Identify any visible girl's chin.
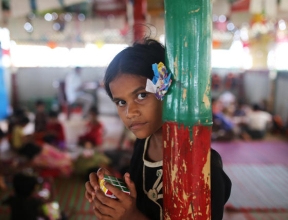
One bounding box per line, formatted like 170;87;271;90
132;131;151;140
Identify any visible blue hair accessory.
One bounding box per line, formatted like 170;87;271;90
145;62;172;100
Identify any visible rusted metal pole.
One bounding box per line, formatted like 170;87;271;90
133;0;147;41
163;0;212;219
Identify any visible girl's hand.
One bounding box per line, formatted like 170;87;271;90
85;168;107;203
91;172;149;220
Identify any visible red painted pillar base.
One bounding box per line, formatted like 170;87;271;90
163;122;211;219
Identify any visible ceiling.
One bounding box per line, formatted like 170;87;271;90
1;0;287;47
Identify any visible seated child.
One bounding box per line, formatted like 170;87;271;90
43;110;66;150
1;172;44;220
2;172;68;220
34;99;47;133
19;142;73;177
11;115;31;150
78;106;105;148
74;107;113;179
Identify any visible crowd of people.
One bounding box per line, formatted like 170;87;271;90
212;92;288;142
0;99;125;220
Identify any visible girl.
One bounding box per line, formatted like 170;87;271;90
85;38;231;220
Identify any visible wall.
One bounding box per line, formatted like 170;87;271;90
15;67;105;100
243;70;271;105
274;71;288;123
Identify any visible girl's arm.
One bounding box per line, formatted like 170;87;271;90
85;172;149;220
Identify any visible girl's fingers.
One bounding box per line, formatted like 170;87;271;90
93;190;115;217
124;173;137;198
93;206;112;220
85;181;94;194
102;181;125;201
96;167;111;180
85;181;95;202
85;191;92;203
89;172;99;190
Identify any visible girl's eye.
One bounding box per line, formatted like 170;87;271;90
137;93;147;100
117;100;126;107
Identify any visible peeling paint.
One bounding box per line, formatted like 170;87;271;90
164;213;171;220
166;124;170;141
195;127;199;136
182;160;187;173
173;56;178;79
163;123;211;219
202;84;211;109
188;8;200;13
202;150;211;188
183;190;190;201
188;202;193;214
171;164;178;185
182;88;187;100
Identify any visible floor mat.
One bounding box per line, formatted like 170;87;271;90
212;140;288;165
224;164;288;211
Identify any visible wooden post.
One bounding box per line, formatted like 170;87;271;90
163;0;212;219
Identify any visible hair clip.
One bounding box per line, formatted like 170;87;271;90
145;62;172;100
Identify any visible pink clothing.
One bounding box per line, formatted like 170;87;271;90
32;144;72;176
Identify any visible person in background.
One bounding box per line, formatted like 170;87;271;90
11;115;31;150
7;107;27;144
65;66;94;118
78;106;105;148
1;172;44;220
43;110;66;150
1;172;70;220
34;99;47;133
75;106;111;181
211;98;235;141
244;103;272;139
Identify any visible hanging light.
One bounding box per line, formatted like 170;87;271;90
24;22;33;33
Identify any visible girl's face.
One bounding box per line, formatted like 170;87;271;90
109;73;163;139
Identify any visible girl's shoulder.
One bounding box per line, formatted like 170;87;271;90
211;149;223;168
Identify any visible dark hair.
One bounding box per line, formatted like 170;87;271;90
35;99;44;107
252;103;261;111
13;173;38;198
0;128;6;139
89;106;99;115
48;110;59;118
18;115;30;126
18;143;42;160
104;38;165;99
13;107;26;117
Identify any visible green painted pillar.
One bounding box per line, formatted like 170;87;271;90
163;0;212;219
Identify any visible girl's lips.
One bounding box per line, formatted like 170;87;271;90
129;122;147;130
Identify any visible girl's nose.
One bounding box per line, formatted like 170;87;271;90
125;103;140;119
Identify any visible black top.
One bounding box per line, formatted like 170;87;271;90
129;138;231;220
